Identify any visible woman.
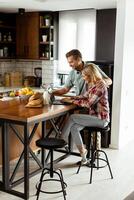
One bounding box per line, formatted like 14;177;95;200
61;63;110;164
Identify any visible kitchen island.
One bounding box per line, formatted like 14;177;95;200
0;97;75;199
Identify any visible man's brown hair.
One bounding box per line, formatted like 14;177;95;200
66;49;82;60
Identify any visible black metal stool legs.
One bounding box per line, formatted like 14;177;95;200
36;168;48;200
55;169;67;200
76;127;113;184
97;149;113;179
36;168;67;200
50;149;54;178
89;140;96;184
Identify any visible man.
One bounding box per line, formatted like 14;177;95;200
52;49;112;96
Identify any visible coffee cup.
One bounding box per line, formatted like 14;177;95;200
42;35;47;42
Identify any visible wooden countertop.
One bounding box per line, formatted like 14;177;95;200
0;97;76;123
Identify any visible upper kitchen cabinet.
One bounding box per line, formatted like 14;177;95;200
0;13;16;59
39;12;58;60
95;9;116;62
16;12;39;59
16;11;58;60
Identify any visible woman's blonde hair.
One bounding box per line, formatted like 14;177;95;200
82;63;103;84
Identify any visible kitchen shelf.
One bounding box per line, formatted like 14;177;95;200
39;12;57;60
40;25;54;29
0;25;15;29
0;13;16;58
40;41;50;44
0;41;15;44
39;57;49;60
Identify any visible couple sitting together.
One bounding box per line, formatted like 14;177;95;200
52;49;111;164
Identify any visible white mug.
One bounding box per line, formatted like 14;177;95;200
42;35;47;42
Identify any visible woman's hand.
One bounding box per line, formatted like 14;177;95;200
70;96;81;100
60;97;74;104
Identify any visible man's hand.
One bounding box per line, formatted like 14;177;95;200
52;87;70;96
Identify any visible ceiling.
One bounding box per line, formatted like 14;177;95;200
0;0;117;13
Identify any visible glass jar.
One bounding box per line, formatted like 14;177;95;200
4;73;10;87
3;47;8;57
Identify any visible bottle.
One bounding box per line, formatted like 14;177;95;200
42;52;45;57
3;34;7;42
24;77;29;87
0;49;3;57
43;90;51;105
3;47;8;57
5;73;10;87
0;32;2;42
7;32;12;42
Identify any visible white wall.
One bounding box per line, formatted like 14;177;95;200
111;0;134;148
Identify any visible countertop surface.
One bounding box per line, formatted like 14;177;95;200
0;97;76;123
0;86;44;93
0;86;76;96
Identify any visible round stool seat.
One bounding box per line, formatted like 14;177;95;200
36;138;67;149
87;125;110;132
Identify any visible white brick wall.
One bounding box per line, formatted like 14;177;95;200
42;60;59;86
0;59;58;87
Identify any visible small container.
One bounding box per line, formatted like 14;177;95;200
3;47;8;57
24;78;29;87
43;90;51;105
45;18;50;26
7;32;12;42
0;32;2;42
3;35;7;42
4;73;10;87
45;52;49;58
0;49;3;57
42;35;47;42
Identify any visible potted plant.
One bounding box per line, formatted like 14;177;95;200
43;15;52;26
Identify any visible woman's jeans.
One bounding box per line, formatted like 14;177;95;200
62;114;109;147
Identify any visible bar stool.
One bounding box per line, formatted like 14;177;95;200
77;125;113;184
36;137;67;200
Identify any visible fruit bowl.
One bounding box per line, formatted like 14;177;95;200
19;94;32;101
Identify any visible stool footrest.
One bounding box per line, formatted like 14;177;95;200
36;179;67;194
36;168;67;200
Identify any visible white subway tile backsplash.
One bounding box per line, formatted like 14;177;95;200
0;59;59;86
43;70;53;75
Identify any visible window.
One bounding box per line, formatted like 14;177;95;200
58;9;96;72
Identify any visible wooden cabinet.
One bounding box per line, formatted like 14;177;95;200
0;13;16;59
16;11;58;60
16;12;39;59
95;9;116;61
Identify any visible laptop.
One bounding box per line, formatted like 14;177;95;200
51;96;72;105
